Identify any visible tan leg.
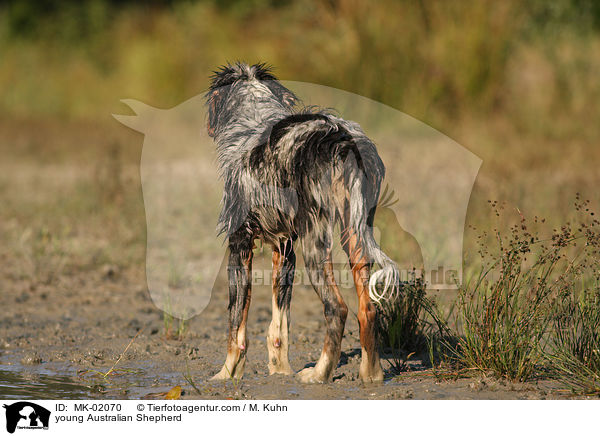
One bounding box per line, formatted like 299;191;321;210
344;229;384;383
267;241;295;375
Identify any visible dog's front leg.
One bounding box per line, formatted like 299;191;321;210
212;233;254;380
267;240;295;375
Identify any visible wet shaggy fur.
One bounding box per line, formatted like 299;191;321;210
206;62;400;383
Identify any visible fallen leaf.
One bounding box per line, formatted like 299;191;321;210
165;385;182;400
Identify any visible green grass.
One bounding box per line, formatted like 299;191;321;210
375;272;449;373
163;295;188;340
455;200;599;386
454;259;554;381
548;287;600;394
376;198;600;388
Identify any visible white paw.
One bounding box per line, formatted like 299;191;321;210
297;367;327;384
210;364;243;381
210;368;232;380
359;366;384;383
269;364;294;376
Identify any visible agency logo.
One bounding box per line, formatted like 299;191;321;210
2;402;50;434
114;80;481;319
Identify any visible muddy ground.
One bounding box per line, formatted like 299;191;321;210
0;255;569;400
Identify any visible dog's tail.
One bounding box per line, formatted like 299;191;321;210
366;244;401;303
343;137;400;303
351;202;401;303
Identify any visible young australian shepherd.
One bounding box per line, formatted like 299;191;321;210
206;62;399;383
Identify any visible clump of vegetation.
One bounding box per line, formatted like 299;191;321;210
450;197;600;383
455;255;555;381
456;207;555;380
366;193;600;391
161;293;188;340
543;195;600;393
163;312;187;340
375;272;447;373
549;288;600;394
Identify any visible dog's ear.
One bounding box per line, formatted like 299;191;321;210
207;88;223;137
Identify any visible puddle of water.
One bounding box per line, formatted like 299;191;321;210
0;364;95;400
0;357;186;400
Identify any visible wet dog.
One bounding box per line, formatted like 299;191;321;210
206;62;399;383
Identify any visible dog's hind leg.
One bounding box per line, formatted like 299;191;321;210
267;239;295;375
298;231;348;383
212;230;254;380
343;227;384;383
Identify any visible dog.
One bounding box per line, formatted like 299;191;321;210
206;62;400;383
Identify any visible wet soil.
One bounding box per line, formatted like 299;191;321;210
0;259;569;400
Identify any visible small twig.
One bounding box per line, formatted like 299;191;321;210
104;328;144;379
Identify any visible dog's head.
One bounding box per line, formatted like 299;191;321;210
206;62;298;137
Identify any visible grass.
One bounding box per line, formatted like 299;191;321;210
375;196;600;391
454;259;554;381
374;272;450;373
183;361;204;396
163;311;187;340
548;287;600;394
163;295;188;340
421;198;600;388
454;207;558;381
77;329;145;395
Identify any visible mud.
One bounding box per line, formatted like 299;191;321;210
0;258;567;400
